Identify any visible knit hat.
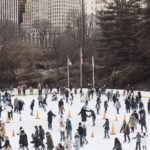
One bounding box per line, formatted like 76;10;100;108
137;132;140;135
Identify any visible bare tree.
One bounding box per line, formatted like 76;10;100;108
32;19;52;48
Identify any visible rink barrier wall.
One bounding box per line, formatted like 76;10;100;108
3;88;150;99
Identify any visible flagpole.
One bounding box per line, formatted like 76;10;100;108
67;58;70;88
92;56;95;88
80;47;82;88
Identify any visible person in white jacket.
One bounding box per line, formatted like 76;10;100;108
64;136;74;150
59;121;65;142
142;133;148;150
7;103;13;120
115;99;121;114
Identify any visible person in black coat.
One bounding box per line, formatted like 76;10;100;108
31;134;45;150
77;123;84;147
19;130;29;150
0;104;3;118
103;118;110;138
147;99;150;114
2;136;11;149
22;85;26;96
139;108;146;119
113;94;117;105
0;135;3;149
78;107;89;122
39;126;45;142
139;101;144;110
131;100;137;111
30;100;35;115
58;99;64;115
18;100;23;114
89;110;96;126
82;125;88;144
125;99;131;113
65;90;69;103
133;111;139;121
113;138;122;150
139;115;147;133
47;110;56;129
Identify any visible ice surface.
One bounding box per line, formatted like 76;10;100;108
2;89;150;150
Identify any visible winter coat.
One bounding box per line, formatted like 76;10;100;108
19;133;28;147
39;128;45;140
78;109;88;122
0;136;3;149
3;140;11;150
95;103;100;109
65;138;74;150
47;111;55;123
65;91;69;97
116;101;121;109
139;109;146;119
30;101;34;110
59;126;65;132
113;95;117;103
58;100;64;108
131;101;137;109
38;95;43;102
18;101;23;111
133;135;144;143
31;136;43;148
0;124;6;136
46;133;54;149
82;127;87;136
141;136;147;146
125;99;130;109
42;98;47;105
75;136;80;150
90;110;96;120
113;141;122;150
104;101;108;109
120;123;130;134
139;102;144;109
129;115;137;128
103;121;109;130
7;105;12;113
45;88;49;95
77;126;83;136
66;119;72;131
133;112;139;121
139;116;146;126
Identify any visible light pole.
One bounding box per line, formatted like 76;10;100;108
80;0;85;88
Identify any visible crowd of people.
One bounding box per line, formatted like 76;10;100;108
0;83;149;150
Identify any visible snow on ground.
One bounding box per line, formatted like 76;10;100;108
2;89;150;150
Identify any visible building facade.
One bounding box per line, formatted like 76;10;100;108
0;0;26;24
21;0;81;33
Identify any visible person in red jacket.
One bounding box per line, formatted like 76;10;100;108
17;86;22;96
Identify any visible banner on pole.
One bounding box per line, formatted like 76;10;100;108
68;58;72;66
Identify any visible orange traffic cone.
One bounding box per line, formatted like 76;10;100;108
124;114;126;121
111;124;116;135
12;130;15;137
91;131;94;138
6;117;10;123
103;112;106;119
19;116;22;121
115;116;117;121
36;111;39;119
68;109;71;118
